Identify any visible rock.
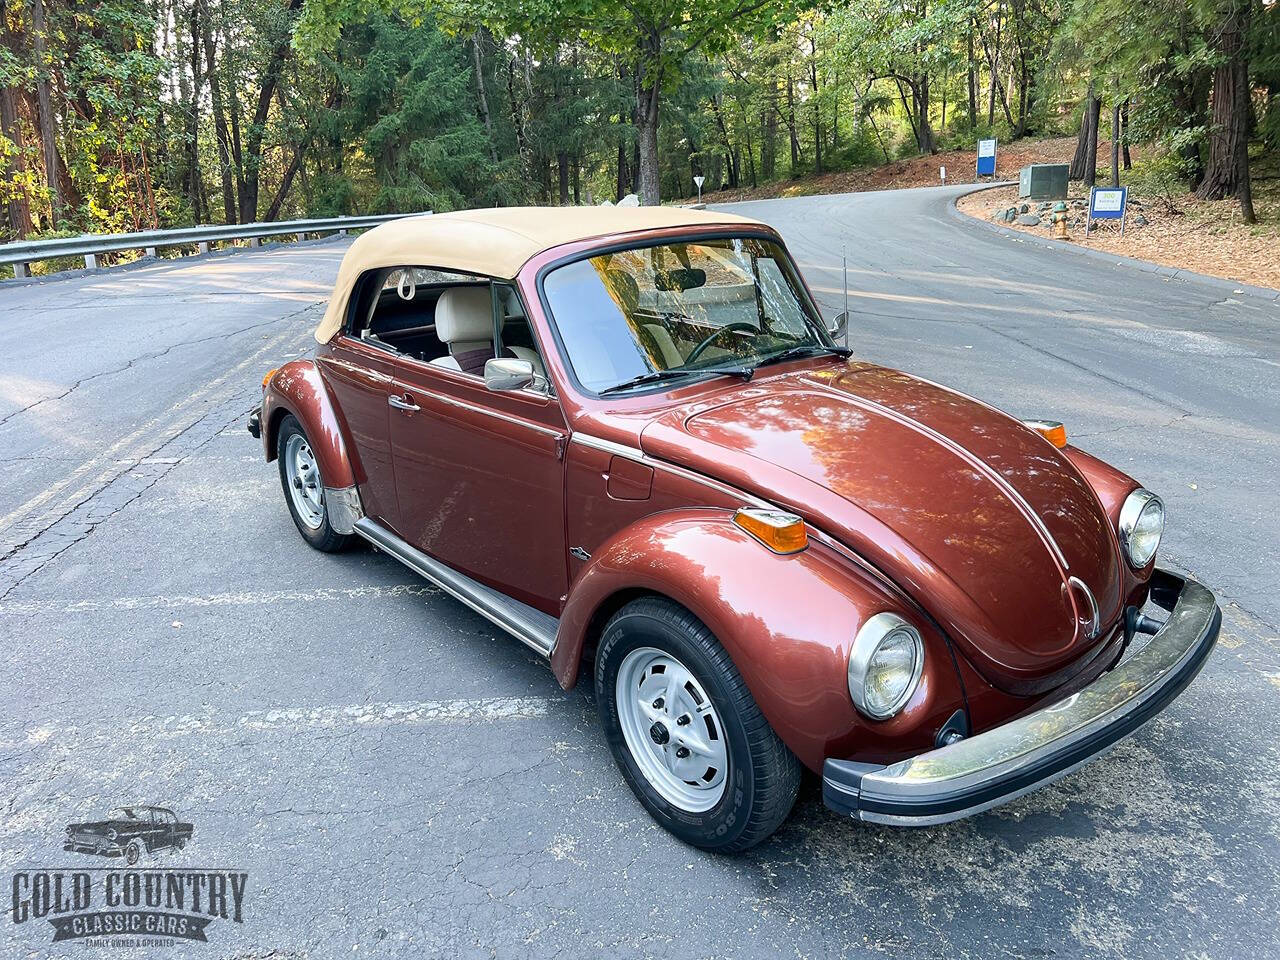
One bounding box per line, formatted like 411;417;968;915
1133;214;1149;227
617;193;640;207
1004;207;1018;222
1017;213;1041;226
1019;203;1030;214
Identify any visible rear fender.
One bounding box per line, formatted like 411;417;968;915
551;508;967;771
262;360;361;532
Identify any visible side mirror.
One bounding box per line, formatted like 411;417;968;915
827;311;849;344
484;357;536;392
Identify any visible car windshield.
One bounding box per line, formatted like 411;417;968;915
111;807;143;820
541;236;829;394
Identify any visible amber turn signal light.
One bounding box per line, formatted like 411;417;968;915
262;367;278;389
1022;419;1067;448
733;508;808;554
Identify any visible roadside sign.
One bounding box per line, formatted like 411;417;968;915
693;174;705;203
1085;186;1128;237
976;139;997;178
940;165;947;184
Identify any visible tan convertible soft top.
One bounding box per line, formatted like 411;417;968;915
313;205;764;342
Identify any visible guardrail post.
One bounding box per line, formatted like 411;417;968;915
13;262;28;279
248;237;260;247
84;253;97;269
145;246;157;258
296;232;307;243
197;241;209;254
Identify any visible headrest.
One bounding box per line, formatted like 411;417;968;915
435;286;493;344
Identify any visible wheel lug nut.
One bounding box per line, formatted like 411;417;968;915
677;715;690;725
652;697;664;709
675;747;690;759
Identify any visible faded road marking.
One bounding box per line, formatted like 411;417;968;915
0;323;307;555
9;696;556;750
0;583;439;617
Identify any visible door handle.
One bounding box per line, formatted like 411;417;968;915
388;394;420;412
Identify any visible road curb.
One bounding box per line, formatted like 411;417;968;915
947;183;1280;304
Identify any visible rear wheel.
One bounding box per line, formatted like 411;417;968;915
276;414;352;552
595;597;801;853
124;839;145;866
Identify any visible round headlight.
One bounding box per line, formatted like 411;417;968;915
848;613;924;720
1119;488;1164;568
106;828;117;840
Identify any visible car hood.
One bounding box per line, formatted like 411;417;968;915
639;362;1124;693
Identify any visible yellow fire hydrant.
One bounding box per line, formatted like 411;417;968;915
1052;201;1070;240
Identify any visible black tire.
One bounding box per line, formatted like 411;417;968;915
276;414;352;552
595;596;801;853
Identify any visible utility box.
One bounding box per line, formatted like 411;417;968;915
1019;163;1069;199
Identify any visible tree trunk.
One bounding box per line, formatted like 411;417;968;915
557;151;570;205
616;136;628;202
199;0;237;223
186;0;205;222
786;74;800;174
809;33;822;174
1110;100;1121;187
471;31;498;164
1121;99;1132;170
967;23;978;129
1195;0;1256;223
1070;84;1100;184
30;0;61;227
635;31;663;206
240;0;303;222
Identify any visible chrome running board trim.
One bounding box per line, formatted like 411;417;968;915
353;517;557;658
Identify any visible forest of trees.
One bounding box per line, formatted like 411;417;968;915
0;0;1276;241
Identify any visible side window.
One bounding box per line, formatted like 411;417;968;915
349;267;492;368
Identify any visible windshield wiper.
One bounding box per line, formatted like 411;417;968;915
752;343;852;371
598;364;754;395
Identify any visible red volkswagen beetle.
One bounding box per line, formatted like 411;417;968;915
250;207;1220;851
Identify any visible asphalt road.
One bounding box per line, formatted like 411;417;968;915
1;186;1277;959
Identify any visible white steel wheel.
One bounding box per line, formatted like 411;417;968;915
284;432;325;530
614;646;728;812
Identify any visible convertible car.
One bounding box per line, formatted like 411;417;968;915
250;207;1219;852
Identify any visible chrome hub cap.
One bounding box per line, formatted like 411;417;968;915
284;434;324;529
616;646;728;812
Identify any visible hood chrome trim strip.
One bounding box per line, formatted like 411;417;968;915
822;392;1070;572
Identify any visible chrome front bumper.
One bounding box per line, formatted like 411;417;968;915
823;570;1221;826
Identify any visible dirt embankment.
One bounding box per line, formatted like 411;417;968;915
956;183;1280;292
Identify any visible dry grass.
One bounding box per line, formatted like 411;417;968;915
955;178;1280;291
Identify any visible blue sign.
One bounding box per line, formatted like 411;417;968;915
976;139;997;176
1089;186;1127;219
1086;186;1129;237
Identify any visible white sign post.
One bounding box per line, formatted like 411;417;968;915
940;165;947;184
693;175;705;204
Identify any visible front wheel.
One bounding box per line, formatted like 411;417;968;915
595;597;801;853
276;414;352;552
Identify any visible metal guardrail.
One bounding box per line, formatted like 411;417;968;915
0;211;432;278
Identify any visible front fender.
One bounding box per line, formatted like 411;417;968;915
552;508;967;771
262;360;363;533
262;360;356;489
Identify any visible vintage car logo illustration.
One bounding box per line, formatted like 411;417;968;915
10;806;246;946
64;805;193;866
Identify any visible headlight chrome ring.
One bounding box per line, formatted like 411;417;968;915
848;613;924;720
1119;488;1164;569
